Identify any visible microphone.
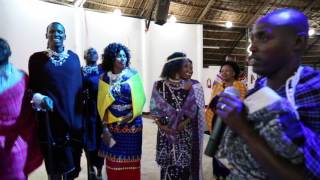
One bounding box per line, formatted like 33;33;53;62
205;86;240;157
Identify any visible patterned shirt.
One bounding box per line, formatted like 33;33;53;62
254;66;320;178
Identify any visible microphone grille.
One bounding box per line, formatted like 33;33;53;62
224;86;240;97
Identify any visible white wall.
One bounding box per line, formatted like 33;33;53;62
143;22;203;109
247;66;258;89
84;10;144;72
201;66;220;105
0;0;80;70
0;0;203;110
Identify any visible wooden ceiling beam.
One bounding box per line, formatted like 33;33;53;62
170;1;203;9
144;0;157;31
167;14;198;22
139;0;154;17
302;62;320;64
226;1;270;56
207;7;255;15
204;59;223;62
204;37;247;42
41;0;74;7
204;59;247;62
303;1;320;52
302;59;320;62
137;0;145;9
205;40;247;46
303;0;318;14
303;55;320;58
203;24;246;30
204;46;246;50
204;59;247;63
86;0;140;11
196;0;215;23
126;0;131;7
205;53;247;56
202;20;247;28
118;0;124;7
246;1;270;26
307;49;320;53
306;35;320;53
304;57;320;61
204;29;241;33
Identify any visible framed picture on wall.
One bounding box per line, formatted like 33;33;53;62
207;78;212;88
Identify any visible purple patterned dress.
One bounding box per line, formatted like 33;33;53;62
150;80;203;180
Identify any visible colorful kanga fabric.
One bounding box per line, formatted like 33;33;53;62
97;68;145;180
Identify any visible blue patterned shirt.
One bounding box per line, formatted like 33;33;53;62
254;66;320;178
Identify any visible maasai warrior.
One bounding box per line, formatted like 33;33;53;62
82;47;104;180
0;38;42;179
28;22;83;180
149;52;203;180
97;43;145;180
216;8;320;179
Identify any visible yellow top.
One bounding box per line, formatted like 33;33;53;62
205;80;247;132
97;73;146;124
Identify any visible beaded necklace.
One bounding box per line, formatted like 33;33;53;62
163;80;184;111
82;65;99;77
46;48;69;66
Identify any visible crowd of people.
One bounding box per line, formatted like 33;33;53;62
0;8;319;180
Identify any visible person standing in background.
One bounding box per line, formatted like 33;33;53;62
205;61;247;179
82;47;104;180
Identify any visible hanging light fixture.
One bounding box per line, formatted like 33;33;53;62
309;28;315;36
113;9;122;16
168;14;177;23
225;21;233;28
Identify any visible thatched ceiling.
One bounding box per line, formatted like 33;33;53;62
42;0;320;67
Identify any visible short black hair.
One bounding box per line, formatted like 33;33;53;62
160;52;187;79
0;38;11;58
46;22;65;33
220;61;241;79
101;43;131;72
84;47;97;59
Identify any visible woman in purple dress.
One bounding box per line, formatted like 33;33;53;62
150;52;204;180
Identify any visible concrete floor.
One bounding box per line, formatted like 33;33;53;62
29;119;214;180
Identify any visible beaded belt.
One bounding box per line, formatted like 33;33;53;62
110;104;132;111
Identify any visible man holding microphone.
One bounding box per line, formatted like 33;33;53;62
216;8;320;179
